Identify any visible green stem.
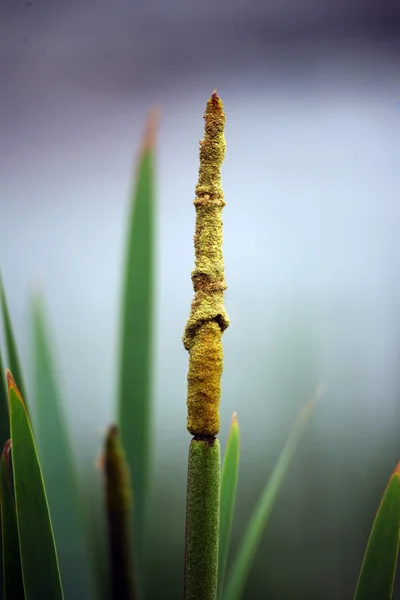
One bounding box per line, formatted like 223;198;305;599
184;437;220;600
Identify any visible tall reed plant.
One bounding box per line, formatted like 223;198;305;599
0;93;399;600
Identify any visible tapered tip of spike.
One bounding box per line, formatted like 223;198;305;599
231;412;238;425
108;424;118;437
105;425;119;446
207;90;224;113
96;426;120;472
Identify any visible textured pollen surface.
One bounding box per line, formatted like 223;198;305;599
183;91;230;437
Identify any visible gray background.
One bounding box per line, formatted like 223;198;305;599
1;1;400;598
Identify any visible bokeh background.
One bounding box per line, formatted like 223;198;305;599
1;1;400;598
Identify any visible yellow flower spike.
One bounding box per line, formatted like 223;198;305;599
183;91;230;437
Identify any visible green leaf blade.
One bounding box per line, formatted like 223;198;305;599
31;298;97;600
0;279;26;404
117;112;159;579
353;464;400;600
8;370;64;600
223;388;322;600
0;441;24;600
218;412;240;600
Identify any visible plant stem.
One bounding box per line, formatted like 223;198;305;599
104;425;136;600
184;438;221;600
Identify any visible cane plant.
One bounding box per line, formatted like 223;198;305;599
0;92;399;600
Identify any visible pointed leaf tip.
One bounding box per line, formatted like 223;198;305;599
377;460;400;509
9;369;64;600
392;461;400;477
300;381;326;419
141;107;161;153
315;381;327;398
1;282;28;403
6;369;16;392
6;370;24;405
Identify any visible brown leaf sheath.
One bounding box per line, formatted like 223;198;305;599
104;426;136;600
183;91;230;437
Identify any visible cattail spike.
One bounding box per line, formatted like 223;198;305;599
104;425;136;600
183;91;230;437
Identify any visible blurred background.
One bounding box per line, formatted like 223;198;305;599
1;0;400;598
